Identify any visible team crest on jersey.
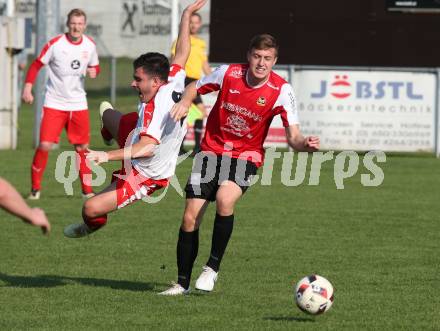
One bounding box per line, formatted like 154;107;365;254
256;96;266;106
81;51;89;59
71;60;81;69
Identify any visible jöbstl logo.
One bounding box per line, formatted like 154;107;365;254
311;74;423;100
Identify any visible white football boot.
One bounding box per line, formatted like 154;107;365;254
158;282;190;296
27;189;41;200
99;101;114;146
64;223;93;238
195;266;218;292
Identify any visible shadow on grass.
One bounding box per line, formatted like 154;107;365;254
0;272;166;292
264;316;315;323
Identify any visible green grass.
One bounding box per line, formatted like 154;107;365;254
1;88;440;330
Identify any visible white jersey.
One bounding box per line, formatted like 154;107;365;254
38;34;99;111
131;65;187;180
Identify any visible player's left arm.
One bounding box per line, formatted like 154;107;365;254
275;83;320;152
285;125;320;152
86;136;158;164
87;45;100;79
172;0;207;68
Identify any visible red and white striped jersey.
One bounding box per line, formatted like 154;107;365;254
197;64;299;167
37;34;99;111
131;65;187;180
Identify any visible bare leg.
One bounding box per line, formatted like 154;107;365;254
83;181;118;220
181;198;210;231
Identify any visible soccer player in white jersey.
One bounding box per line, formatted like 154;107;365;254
22;9;99;200
160;34;320;295
63;0;207;238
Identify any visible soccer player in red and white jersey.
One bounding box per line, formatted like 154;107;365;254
22;8;100;200
63;0;207;240
162;34;320;295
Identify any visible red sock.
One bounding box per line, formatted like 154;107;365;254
76;150;93;194
83;214;107;231
31;148;49;191
101;127;113;141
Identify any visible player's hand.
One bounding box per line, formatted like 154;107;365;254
86;149;109;165
304;136;320;151
87;67;97;79
184;0;207;14
22;83;34;104
171;101;191;122
29;208;51;235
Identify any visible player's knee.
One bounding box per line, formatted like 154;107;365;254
74;145;88;152
182;211;197;231
38;142;52;151
83;199;101;218
216;198;236;216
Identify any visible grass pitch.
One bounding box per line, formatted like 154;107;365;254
1;78;440;330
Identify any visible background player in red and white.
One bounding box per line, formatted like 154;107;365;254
22;8;100;200
63;0;207;239
162;34;320;295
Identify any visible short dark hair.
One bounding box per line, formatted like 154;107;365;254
67;8;87;24
248;34;279;57
133;52;170;82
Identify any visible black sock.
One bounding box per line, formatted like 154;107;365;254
194;119;203;152
206;213;234;272
177;228;199;289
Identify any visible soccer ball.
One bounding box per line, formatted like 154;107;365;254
294;275;334;315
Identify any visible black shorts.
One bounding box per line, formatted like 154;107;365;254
185;152;258;202
185;77;203;106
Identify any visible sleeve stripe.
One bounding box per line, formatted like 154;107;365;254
37;34;63;62
197;83;221;95
169;64;183;78
139;133;160;144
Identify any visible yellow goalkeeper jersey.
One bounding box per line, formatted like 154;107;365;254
171;35;207;80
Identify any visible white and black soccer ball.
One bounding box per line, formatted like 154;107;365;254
294;275;334;315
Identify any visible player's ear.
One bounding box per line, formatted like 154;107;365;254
152;76;162;88
246;50;252;62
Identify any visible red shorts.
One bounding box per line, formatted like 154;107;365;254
113;167;168;208
40;107;90;144
112;112;168;208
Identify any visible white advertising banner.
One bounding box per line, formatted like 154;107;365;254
293;70;437;152
59;0;211;58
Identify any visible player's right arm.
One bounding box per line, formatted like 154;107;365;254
172;0;207;68
22;36;58;104
21;59;44;104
